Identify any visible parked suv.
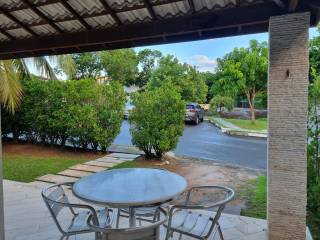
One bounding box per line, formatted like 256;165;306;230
185;103;204;125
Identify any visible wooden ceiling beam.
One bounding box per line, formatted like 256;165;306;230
59;0;91;30
6;0;184;14
272;0;286;9
0;29;14;40
288;0;299;12
306;0;320;8
188;0;195;14
98;0;122;25
0;2;285;58
0;6;38;36
143;0;157;19
21;0;63;33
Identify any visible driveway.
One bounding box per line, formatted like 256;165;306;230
113;120;267;170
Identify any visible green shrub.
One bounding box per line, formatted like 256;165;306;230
209;95;234;115
129;84;185;158
2;78;125;152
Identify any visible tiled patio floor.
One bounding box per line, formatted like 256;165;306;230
4;180;268;240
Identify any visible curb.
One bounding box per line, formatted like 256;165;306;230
208;119;268;138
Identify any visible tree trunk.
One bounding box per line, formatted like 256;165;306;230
247;91;256;124
250;103;256;124
0;106;5;240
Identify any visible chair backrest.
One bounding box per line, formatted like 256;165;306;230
88;207;167;240
200;186;234;238
41;183;73;234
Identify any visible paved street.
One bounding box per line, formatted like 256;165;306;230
114;121;267;170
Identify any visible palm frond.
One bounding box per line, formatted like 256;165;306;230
12;58;30;80
0;60;23;113
57;54;76;80
32;56;57;80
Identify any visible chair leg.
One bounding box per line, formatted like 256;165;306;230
217;223;224;240
116;209;120;228
165;230;174;240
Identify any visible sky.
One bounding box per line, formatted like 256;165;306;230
135;27;318;73
30;27;318;76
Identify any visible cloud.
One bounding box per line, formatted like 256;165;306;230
189;55;217;72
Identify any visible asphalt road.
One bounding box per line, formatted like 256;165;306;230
113;120;267;170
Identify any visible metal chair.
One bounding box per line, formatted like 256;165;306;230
87;207;168;240
41;182;114;240
164;186;234;240
116;206;161;227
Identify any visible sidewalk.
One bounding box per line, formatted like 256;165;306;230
208;117;267;138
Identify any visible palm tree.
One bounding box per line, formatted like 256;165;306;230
56;54;76;80
0;56;56;239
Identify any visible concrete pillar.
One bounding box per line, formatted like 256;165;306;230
268;12;310;239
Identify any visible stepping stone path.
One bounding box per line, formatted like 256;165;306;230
34;152;140;184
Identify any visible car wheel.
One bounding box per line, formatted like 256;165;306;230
194;116;199;125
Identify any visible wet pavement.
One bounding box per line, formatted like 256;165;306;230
113;120;267;170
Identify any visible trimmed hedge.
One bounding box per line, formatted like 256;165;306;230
129;84;185;158
2;77;125;151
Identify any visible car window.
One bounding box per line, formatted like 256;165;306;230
186;105;195;109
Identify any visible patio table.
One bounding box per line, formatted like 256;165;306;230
72;168;187;227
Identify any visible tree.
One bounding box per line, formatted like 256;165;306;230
209;95;234;115
129;83;185;158
56;54;76;80
307;69;320;238
310;26;320;82
71;53;102;80
136;49;162;87
200;71;218;102
148;55;208;103
100;49;138;86
215;40;268;123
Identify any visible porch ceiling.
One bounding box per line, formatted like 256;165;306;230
0;0;319;59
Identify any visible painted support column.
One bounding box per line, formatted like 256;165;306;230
268;12;310;239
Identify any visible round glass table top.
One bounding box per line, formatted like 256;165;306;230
72;168;187;207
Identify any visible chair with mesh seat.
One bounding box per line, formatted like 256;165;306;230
164;185;234;240
41;182;114;240
87;207;168;240
116;206;161;227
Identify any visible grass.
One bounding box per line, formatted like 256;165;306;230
223;118;267;131
240;175;267;219
3;142;99;182
109;160;146;170
3;155;88;182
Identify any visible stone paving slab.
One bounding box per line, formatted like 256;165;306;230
58;169;92;178
69;164;107;173
107;144;143;155
35;152;140;184
95;157;126;163
108;152;140;160
4;180;271;240
36;174;79;183
84;160;117;168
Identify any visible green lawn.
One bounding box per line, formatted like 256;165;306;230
3;155;87;182
240;175;267;219
224;118;267;131
109;160;145;170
